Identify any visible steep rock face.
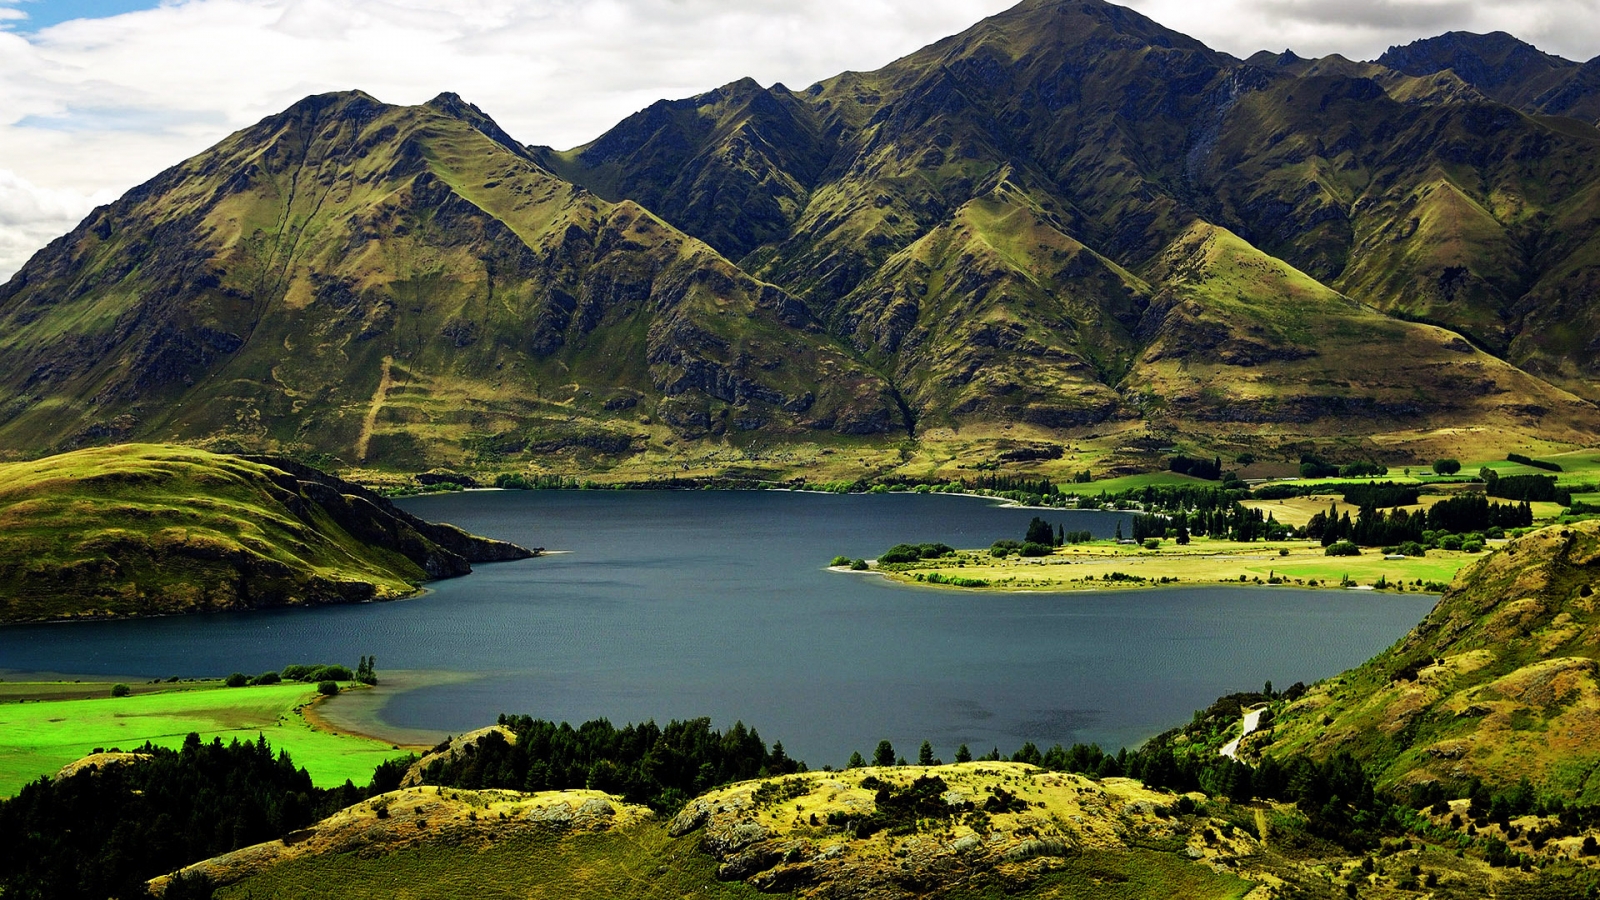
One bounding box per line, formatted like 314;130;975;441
0;90;899;465
1264;521;1600;799
0;444;532;622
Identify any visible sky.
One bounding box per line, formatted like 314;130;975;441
2;0;1598;280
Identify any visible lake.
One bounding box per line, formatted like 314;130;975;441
0;490;1434;767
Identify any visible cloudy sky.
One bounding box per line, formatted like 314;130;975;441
2;0;1598;280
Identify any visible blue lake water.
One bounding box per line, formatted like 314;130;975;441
0;490;1434;767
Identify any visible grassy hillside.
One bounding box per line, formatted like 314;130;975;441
1261;519;1600;800
172;760;1600;898
0;443;527;622
174;766;1256;900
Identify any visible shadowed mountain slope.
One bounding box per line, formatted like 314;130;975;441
1377;31;1600;123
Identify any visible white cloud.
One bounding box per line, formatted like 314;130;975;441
0;168;116;274
0;0;1598;280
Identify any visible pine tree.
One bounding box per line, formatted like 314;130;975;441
918;741;935;766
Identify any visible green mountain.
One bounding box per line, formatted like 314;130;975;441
541;0;1600;442
0;91;899;469
4;0;1600;471
1377;32;1600;123
1263;520;1600;800
0;444;529;622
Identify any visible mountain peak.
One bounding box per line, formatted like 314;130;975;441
423;91;533;161
1378;31;1575;86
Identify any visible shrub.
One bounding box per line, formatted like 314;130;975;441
1438;534;1464;551
1300;456;1339;478
224;672;249;688
1432;458;1461;475
850;559;868;571
110;684;131;698
879;543;924;564
1019;542;1053;557
316;681;339;696
990;539;1022;557
251;672;281;686
1278;548;1290;556
831;555;851;567
1325;541;1361;557
1461;539;1485;553
1142;538;1160;550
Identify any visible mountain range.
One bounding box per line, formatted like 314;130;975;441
3;0;1600;473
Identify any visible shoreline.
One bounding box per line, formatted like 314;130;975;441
299;669;472;751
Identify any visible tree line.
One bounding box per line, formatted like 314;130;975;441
1308;497;1533;548
418;715;803;813
0;733;395;900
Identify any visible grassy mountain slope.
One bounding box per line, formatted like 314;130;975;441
543;0;1600;440
1127;223;1599;439
1198;60;1600;395
0;444;528;622
0;91;899;467
1263;520;1600;800
5;0;1600;469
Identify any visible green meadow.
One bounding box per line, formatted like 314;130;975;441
0;680;408;795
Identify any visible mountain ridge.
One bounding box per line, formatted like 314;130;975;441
3;0;1600;472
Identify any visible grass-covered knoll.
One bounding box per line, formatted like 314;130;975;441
207;765;1253;900
0;678;406;796
1263;519;1600;801
0;444;527;622
165;786;661;898
665;763;1253;899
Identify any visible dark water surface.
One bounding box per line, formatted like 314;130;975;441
0;491;1434;766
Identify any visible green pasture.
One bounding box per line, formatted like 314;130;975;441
0;680;407;795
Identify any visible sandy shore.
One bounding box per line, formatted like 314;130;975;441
301;669;478;751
